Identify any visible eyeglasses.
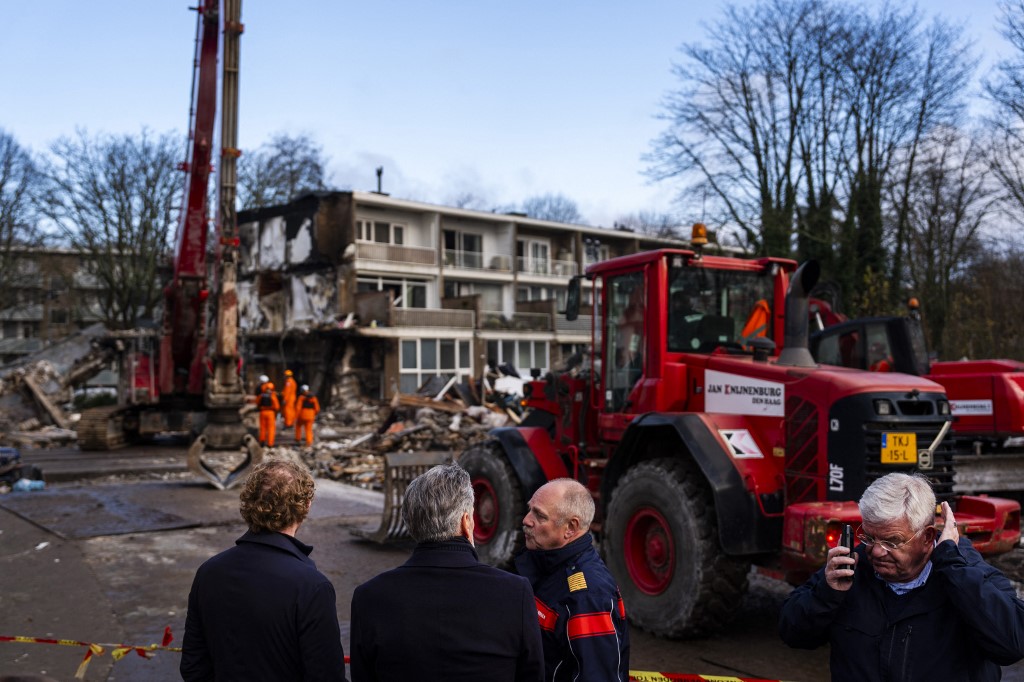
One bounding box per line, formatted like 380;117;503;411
855;526;926;553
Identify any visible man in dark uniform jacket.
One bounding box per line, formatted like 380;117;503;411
515;478;630;682
181;459;346;681
350;464;543;682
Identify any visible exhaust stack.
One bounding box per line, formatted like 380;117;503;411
777;260;820;368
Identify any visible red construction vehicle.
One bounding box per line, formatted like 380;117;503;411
457;227;1020;638
77;0;260;489
809;298;1024;495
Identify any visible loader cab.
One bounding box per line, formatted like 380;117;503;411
591;250;791;418
810;315;931;376
666;260;777;354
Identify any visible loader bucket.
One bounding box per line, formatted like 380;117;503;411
187;433;264;490
351;451;452;543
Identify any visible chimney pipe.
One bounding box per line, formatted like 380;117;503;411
777;260;820;368
376;166;383;193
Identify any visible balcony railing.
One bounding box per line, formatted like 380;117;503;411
392;307;475;329
356;242;437;266
516;257;578;278
555;314;592;334
480;310;552;331
444;250;512;272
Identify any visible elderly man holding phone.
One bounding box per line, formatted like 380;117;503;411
779;471;1024;681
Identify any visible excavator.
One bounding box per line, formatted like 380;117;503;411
77;0;261;489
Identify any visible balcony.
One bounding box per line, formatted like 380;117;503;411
480;311;552;331
555;314;592;334
444;250;512;273
392;307;475;329
517;257;578;278
356;242;437;267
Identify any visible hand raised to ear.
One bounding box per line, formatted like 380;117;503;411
937;501;959;546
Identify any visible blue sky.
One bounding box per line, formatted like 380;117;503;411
2;1;1005;228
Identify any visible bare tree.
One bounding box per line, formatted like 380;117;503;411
984;0;1024;235
520;193;584;224
614;211;686;239
647;0;818;255
238;132;330;210
36;129;180;330
648;0;975;316
840;11;974;310
0;129;46;315
896;128;994;355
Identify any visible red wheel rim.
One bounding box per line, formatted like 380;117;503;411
472;477;498;543
624;506;675;595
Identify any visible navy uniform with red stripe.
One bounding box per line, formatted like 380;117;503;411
515;534;630;681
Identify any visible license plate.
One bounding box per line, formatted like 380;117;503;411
881;432;917;464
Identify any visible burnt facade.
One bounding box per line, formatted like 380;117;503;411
236;191;686;405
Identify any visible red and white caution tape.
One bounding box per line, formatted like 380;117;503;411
0;626;180;679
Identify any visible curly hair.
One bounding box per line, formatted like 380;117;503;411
239;460;315;533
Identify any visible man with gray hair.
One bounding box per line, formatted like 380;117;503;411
349;464;542;681
779;472;1024;680
515;478;630;681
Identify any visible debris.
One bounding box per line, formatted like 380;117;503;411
298;372;524;490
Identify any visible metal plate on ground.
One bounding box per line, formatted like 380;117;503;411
0;488;198;539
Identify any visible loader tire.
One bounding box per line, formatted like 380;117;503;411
458;442;524;569
604;457;750;638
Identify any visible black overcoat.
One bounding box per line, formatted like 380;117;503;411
350;538;543;682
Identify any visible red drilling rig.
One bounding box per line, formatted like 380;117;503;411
77;0;260;489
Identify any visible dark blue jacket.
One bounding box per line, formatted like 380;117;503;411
349;537;543;682
779;537;1024;681
514;534;630;682
181;530;346;681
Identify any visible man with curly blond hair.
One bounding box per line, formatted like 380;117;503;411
182;459;347;681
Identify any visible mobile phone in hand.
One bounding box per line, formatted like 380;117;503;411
840;524;853;553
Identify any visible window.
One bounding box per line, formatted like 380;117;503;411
357;219;405;245
49;274;69;294
444;230;483;269
665;263;775;353
517;238;551;275
605;272;645;412
49;309;68;325
399;337;472;394
444;281;502;310
516;286;555;302
486;339;549;375
358;277;427;308
583;242;611;267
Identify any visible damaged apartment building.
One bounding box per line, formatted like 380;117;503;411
237;190;687;403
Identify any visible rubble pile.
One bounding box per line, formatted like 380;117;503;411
297;377;518;490
0;360;79;447
1;325;530;492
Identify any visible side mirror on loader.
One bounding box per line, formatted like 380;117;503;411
565;275;581;321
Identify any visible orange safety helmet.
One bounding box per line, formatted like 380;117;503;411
285;369;293;376
265;382;275;391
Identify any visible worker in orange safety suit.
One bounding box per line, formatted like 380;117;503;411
282;369;298;428
257;382;280;447
295;384;320;446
